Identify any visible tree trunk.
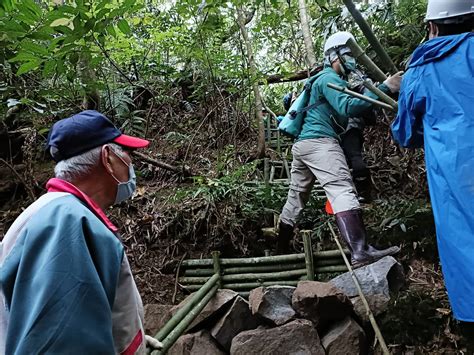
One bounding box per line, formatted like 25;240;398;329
298;0;317;68
261;65;324;85
236;6;265;158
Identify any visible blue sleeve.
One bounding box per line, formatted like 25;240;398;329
4;200;124;354
391;71;425;148
319;71;390;119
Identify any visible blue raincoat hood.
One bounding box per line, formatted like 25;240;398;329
409;32;473;67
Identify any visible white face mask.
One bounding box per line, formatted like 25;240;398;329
109;148;136;204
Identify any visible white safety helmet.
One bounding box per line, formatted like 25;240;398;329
323;31;355;55
425;0;474;23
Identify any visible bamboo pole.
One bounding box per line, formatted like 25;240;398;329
180;269;306;284
154;273;219;341
362;80;398;110
225;262;307;274
327;223;390;355
183;259;345;276
342;0;398;74
181;249;350;267
183;279;305;291
238;291;250;298
212;251;222;289
223;280;302;290
346;38;387;82
154;285;219;355
302;231;315;281
327;83;395;111
222;269;306;282
179;265;347;285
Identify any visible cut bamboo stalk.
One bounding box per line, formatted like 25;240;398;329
183;259;344;276
222;269;306;282
212;251;222;289
328;223;390;355
154;285;219;355
327;83;395;111
154;273;219;341
181;249;350;267
223;280;302;290
238;291;250;298
183;279;305;291
302;231;315;281
180;265;348;285
342;0;398;74
362;80;398;110
346;37;387;82
224;262;307;274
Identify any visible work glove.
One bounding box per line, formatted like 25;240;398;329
145;335;163;351
383;71;404;93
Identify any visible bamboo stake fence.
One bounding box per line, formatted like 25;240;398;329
152;237;351;353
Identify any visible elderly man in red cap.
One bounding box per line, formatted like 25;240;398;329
0;110;161;354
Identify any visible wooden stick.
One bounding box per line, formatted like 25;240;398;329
133;151;190;176
327;83;395;111
327;223;390;355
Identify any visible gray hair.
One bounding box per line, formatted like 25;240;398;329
54;143;125;182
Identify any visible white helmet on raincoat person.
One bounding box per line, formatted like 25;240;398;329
425;0;474;23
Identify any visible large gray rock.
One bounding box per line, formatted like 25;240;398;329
211;296;260;351
230;319;325;355
171;289;238;331
330;256;404;298
292;281;353;329
248;286;296;325
321;317;367;355
351;294;390;324
168;330;225;355
144;304;174;336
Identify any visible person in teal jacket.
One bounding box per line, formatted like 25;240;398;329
391;0;474;350
278;32;402;268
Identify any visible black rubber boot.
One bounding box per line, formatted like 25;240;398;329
335;210;400;268
276;221;294;255
354;175;372;203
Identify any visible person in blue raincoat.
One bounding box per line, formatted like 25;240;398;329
391;0;474;349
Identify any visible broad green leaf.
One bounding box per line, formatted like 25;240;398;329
8;51;38;63
50;18;72;27
106;24;116;37
21;40;48;56
117;19;131;35
17;59;42;75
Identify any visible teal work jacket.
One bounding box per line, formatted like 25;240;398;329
298;67;390;141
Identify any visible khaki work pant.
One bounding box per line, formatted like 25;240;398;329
280;138;360;226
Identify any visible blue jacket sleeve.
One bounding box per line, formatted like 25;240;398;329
4;200;124;354
319;71;391;120
391;71;425;148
